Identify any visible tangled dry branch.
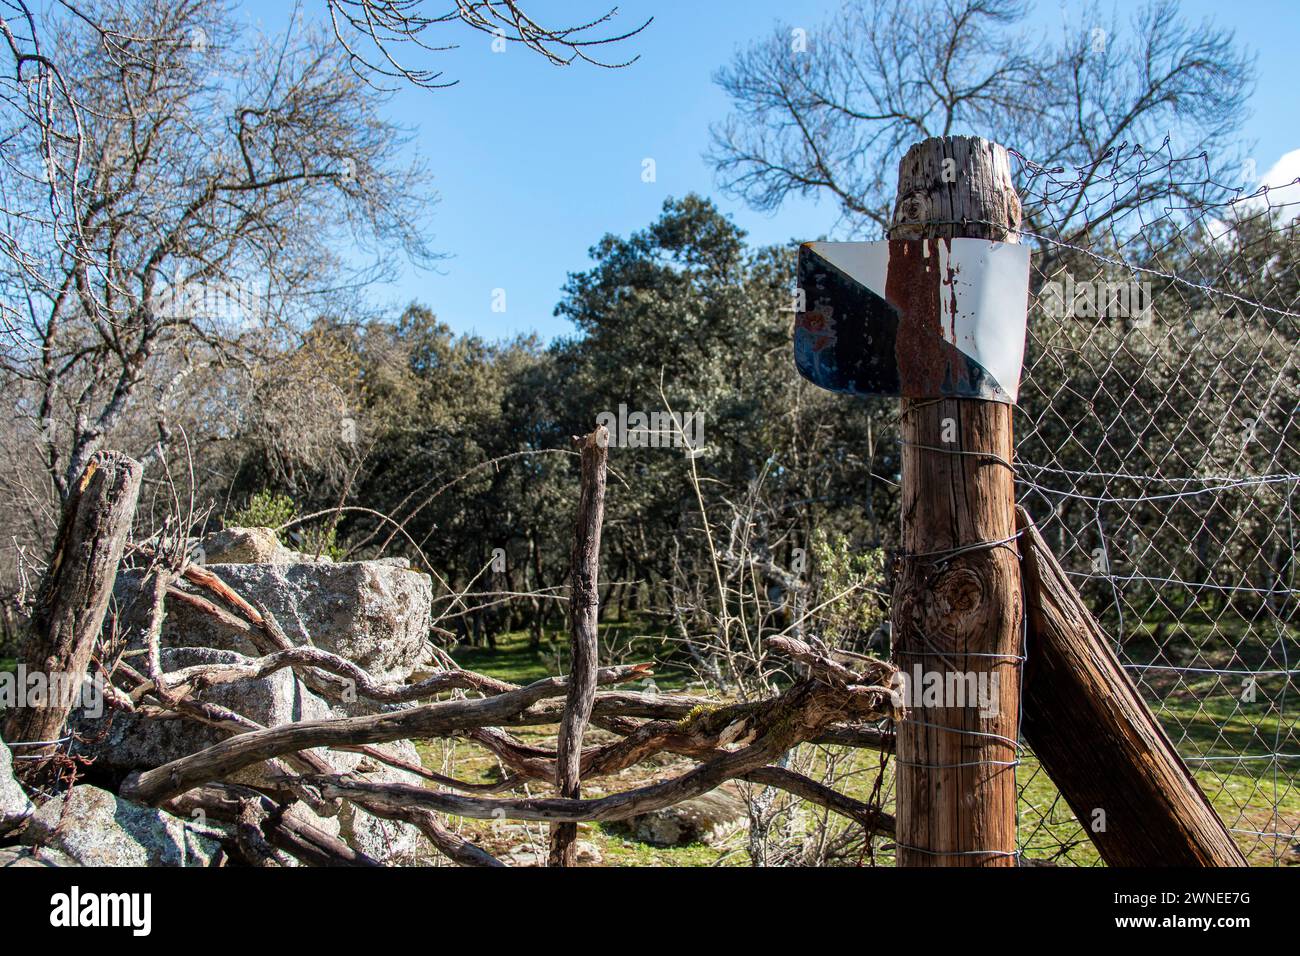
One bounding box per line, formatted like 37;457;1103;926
106;562;901;866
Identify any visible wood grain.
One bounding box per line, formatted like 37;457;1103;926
4;451;142;768
891;136;1023;866
550;425;608;866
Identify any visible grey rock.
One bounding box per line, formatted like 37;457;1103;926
503;839;600;866
197;527;300;565
502;846;541;866
574;839;603;865
1;738;34;834
73;649;425;864
74;646;337;789
115;560;431;684
0;845;79;867
95;552;432;864
21;785;222;866
335;738;426;864
259;745;425;866
617;787;747;847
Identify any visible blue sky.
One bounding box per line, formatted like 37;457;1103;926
254;0;1299;343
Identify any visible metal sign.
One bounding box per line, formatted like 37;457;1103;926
795;238;1030;403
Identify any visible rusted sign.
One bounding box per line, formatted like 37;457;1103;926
795;238;1030;403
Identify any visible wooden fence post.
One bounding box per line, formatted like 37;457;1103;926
549;425;608;866
891;136;1023;866
3;451;142;772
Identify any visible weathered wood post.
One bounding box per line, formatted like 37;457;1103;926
890;137;1024;866
549;425;608;866
3;451;142;773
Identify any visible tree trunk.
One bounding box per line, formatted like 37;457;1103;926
4;451;142;773
528;530;545;648
891;136;1023;867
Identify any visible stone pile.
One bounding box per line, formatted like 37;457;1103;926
2;527;435;866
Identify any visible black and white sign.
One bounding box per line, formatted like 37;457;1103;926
795;238;1030;403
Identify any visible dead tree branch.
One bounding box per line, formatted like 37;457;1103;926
551;425;607;865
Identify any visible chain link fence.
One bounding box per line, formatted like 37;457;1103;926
1011;142;1299;865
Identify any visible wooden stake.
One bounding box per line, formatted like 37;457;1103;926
1016;507;1246;866
4;451;142;770
549;425;609;866
891;136;1023;866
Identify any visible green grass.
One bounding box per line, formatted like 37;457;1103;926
410;624;729;866
450;622;694;691
451;635;555;686
595;828;731;867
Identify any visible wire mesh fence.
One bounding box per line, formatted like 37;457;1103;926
1011;142;1299;865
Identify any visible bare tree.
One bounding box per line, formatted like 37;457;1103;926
325;0;652;87
708;0;1254;240
0;0;650;503
0;0;436;500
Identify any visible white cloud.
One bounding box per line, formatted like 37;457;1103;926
1236;148;1300;223
1260;148;1300;190
1203;148;1300;243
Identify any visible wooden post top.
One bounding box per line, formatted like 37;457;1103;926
890;136;1022;243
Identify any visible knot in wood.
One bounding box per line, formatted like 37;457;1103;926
928;566;986;641
891;190;931;235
